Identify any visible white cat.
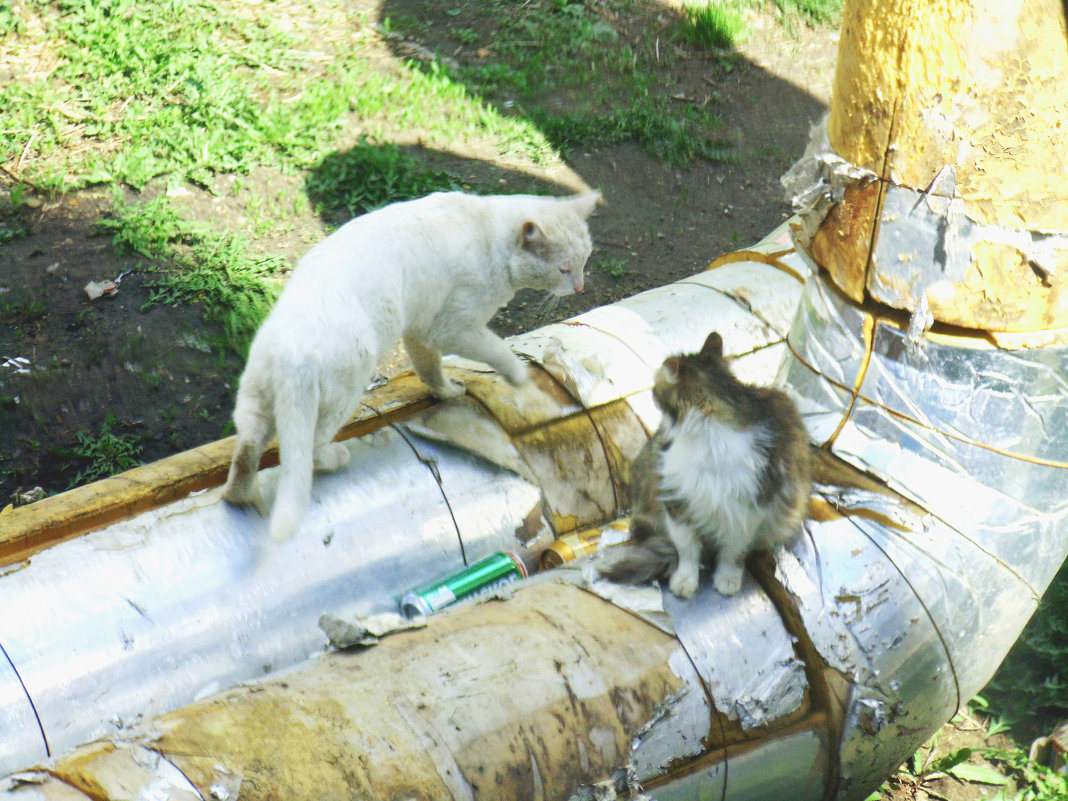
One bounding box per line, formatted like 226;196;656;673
222;190;600;541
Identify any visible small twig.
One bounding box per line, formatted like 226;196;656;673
17;132;37;172
0;162;52;196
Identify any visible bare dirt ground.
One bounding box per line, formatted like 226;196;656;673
0;2;835;502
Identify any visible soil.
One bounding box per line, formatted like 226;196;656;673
0;1;836;502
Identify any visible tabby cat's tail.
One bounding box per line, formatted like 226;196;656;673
595;518;679;586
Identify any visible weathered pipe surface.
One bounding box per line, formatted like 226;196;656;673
0;222;808;779
798;0;1068;336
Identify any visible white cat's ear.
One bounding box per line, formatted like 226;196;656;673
569;191;601;219
521;220;543;246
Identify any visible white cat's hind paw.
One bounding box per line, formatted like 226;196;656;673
222;482;268;518
431;376;466;400
713;564;744;597
668;568;699;600
314;442;351;473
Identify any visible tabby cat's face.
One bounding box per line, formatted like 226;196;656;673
651;332;746;428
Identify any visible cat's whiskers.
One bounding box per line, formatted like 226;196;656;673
534;292;562;320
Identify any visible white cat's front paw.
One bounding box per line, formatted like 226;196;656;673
668;568;699;600
499;358;531;387
713;564;744;597
431;376;466;400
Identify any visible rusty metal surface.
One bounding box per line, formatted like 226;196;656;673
828;0;1068;232
867;183;1068;332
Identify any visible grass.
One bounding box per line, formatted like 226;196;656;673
868;694;1068;801
772;0;842;30
62;413;144;487
422;0;730;166
681;1;751;51
984;561;1068;740
0;0;555;193
94;192;284;357
305;137;460;218
596;255;630;278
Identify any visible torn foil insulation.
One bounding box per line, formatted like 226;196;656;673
778;270;1068;797
662;575;807;732
652;729;827;801
0;243;811;779
7;226;1061;801
868;182;1068;331
0;427;546;775
780;115;877;250
627;651;714;779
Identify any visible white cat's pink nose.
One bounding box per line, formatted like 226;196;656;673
573;276;584;293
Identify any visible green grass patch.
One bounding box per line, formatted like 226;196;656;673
305;137;460;218
61;413;144;487
772;0;842;30
596;255;630;279
533;101;727;166
681;1;751;51
95;193;283;356
419;0;728;167
984;562;1068;738
0;0;558;192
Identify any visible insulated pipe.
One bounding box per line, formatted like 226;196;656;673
0;229;809;778
5;219;1068;801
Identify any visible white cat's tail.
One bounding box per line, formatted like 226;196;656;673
595;518;679;586
269;378;318;542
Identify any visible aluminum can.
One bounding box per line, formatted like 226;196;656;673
401;552;528;618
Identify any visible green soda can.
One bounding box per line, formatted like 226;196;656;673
401;552;528;618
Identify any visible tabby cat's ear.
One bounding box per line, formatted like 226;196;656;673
662;357;681;384
569;190;601;219
699;332;724;360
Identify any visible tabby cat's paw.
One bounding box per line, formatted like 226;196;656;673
668;569;699;600
713;565;744;597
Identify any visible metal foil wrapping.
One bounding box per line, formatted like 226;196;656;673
0;427;547;774
0;232;809;780
778;269;1068;797
662;576;807;732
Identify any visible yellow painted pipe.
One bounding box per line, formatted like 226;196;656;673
811;0;1068;334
